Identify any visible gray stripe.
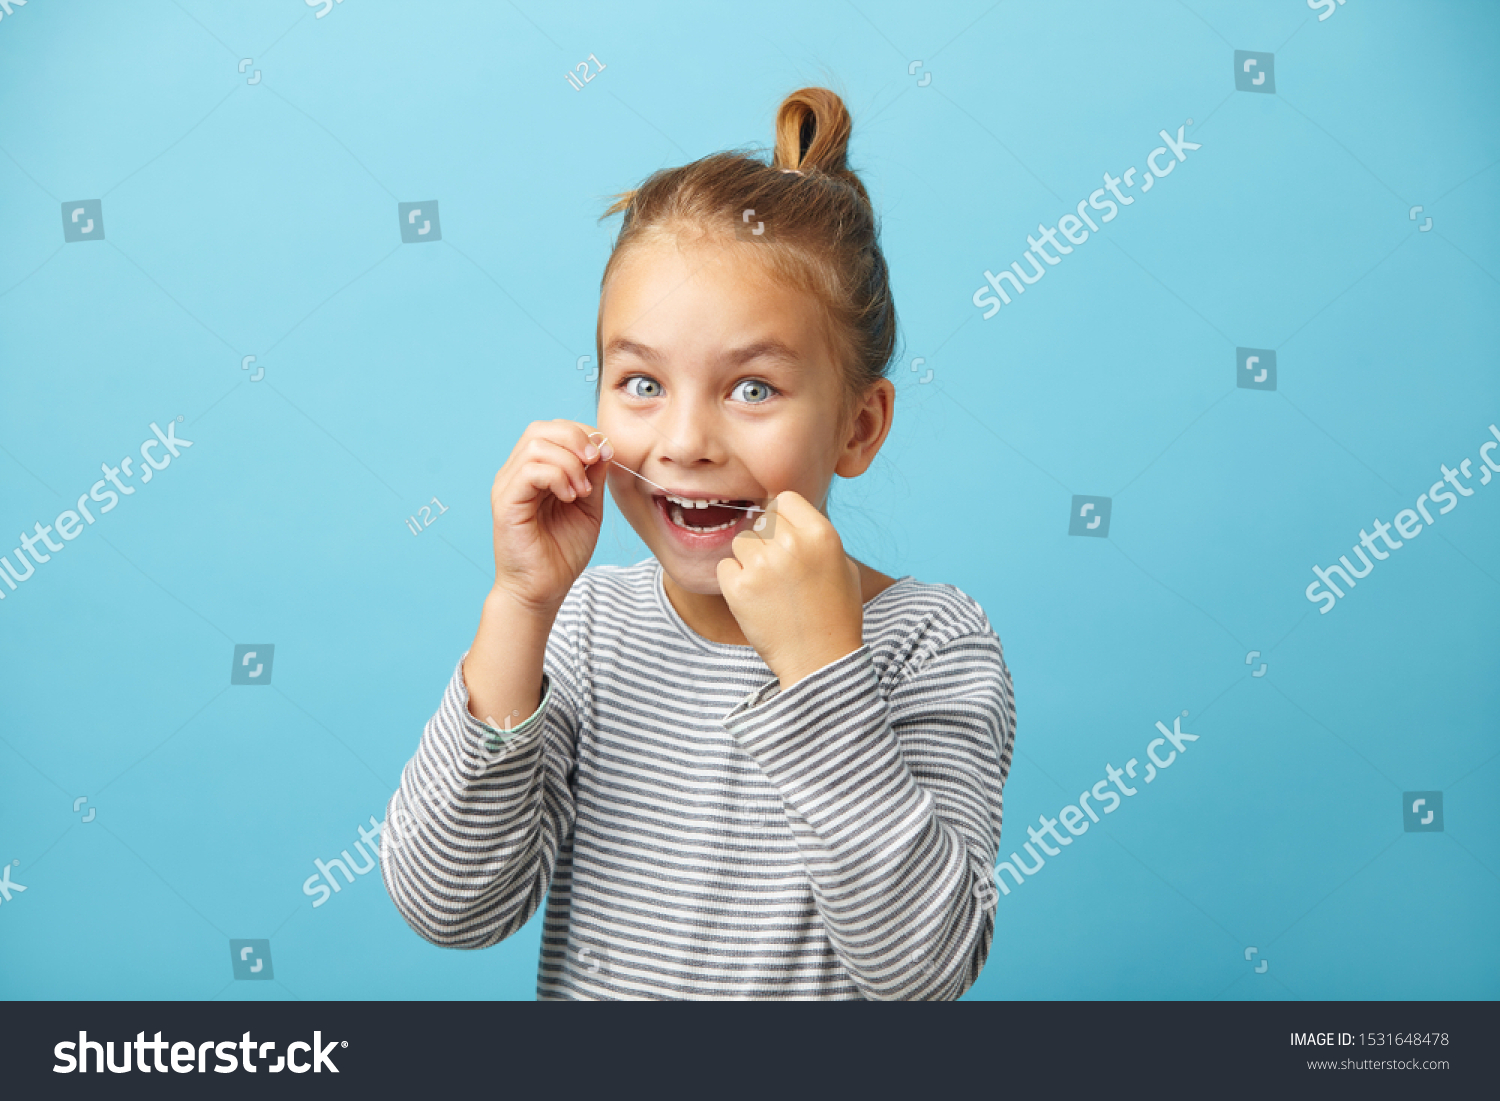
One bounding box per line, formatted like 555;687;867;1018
381;559;1015;999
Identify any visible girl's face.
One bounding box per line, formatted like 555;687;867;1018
596;233;873;595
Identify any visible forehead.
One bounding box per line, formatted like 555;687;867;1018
599;232;835;366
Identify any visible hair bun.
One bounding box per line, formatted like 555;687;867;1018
772;87;868;204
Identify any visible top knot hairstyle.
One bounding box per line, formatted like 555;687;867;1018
596;87;898;405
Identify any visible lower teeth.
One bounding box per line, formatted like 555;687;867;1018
669;503;736;533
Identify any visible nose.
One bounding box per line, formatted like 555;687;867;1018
654;389;725;468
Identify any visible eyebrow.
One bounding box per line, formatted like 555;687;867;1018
603;337;803;369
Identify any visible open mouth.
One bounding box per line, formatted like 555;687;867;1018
654;492;760;535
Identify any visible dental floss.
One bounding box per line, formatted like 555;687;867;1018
608;459;766;513
585;433;766;513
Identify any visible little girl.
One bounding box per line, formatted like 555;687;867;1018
381;87;1016;1000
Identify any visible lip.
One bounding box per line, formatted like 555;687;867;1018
650;490;762;553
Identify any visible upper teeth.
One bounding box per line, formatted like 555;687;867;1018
664;494;732;509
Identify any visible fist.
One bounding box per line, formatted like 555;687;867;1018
716;491;864;690
487;419;609;614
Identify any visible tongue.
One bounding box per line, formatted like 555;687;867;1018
685;503;743;528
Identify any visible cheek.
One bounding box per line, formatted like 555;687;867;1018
604;468;642;506
748;422;837;489
605;477;653;533
595;404;620;441
595;408;645;463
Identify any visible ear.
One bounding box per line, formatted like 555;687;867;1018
834;377;895;478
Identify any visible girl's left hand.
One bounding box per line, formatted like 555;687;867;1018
716;491;865;691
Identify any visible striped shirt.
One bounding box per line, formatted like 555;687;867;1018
380;558;1016;999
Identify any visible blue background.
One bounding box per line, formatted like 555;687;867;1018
1;0;1496;1001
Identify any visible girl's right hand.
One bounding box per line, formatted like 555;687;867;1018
487;419;611;614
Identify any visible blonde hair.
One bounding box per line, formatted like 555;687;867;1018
595;87;897;400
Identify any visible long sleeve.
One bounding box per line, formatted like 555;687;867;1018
721;631;1014;1000
380;621;584;950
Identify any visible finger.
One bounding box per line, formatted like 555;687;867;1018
766;489;819;529
524;437;594;498
556;420;613;469
573;442;610;523
583;429;615;467
715;554;743;591
747;497;779;541
516;460;581;505
730;528;770;566
583;443;610;491
525;419;606;468
555;419;613;467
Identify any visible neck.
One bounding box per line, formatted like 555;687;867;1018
662;574;750;646
661;559;898;647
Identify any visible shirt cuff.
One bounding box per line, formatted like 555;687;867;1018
721;644;868;728
454;655;552;762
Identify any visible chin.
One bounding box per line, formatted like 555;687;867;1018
659;557;727;596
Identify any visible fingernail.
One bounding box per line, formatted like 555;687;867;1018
599;438;614;461
584;444;599;462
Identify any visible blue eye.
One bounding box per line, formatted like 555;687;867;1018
731;379;775;404
623;376;662;398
